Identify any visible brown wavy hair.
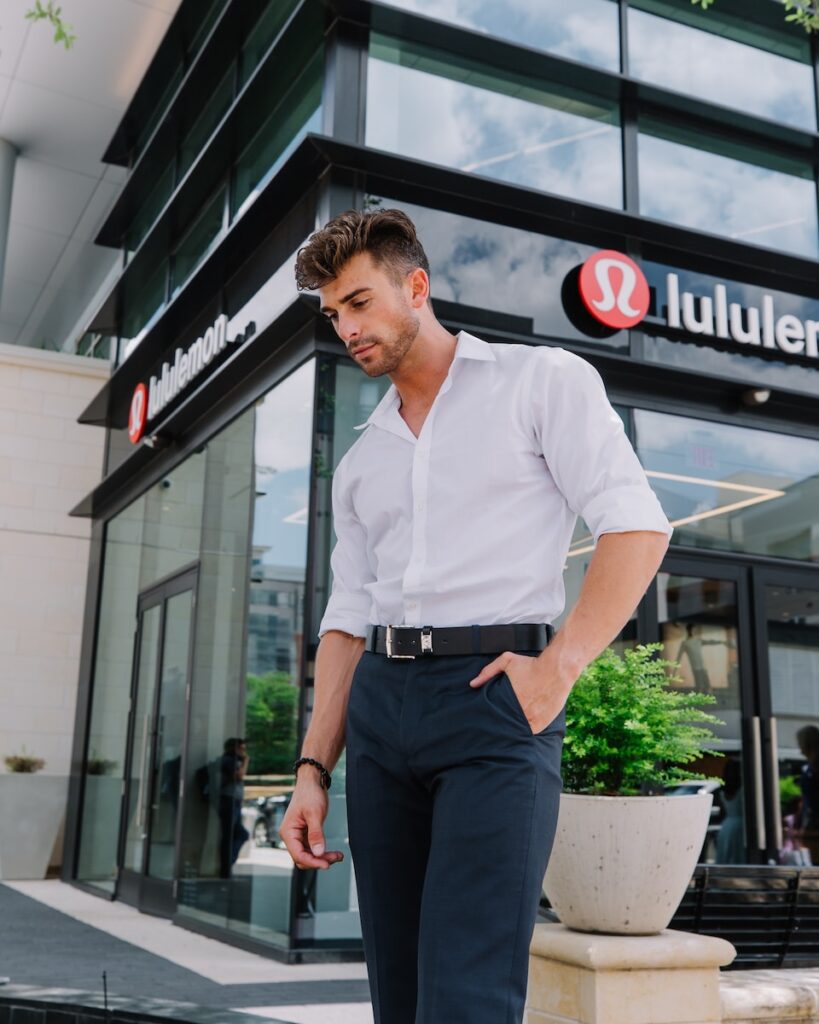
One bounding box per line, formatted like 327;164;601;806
294;208;431;292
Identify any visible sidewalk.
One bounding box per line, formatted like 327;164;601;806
0;880;373;1024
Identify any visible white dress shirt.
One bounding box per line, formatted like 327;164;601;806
317;330;672;639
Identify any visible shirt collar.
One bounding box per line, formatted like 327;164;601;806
352;330;495;431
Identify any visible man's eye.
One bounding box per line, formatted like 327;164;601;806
353;299;369;309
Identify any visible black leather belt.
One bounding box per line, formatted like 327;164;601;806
365;622;554;658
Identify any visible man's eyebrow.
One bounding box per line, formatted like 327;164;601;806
320;286;371;315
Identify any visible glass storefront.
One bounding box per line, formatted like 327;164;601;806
76;349;383;950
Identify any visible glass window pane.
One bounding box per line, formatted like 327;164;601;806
76;500;147;890
376;0;620;70
634;409;819;561
134;65;185;161
126;161;175;260
177;362;319;949
178;63;234;182
120;257;168;353
638;124;818;260
364;196;629;350
239;0;301;88
628;7;816;131
232;52;323;221
170;185;226;299
176;411;256;928
367;35;623;209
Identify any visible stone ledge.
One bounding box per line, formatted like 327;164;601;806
721;970;819;1022
530;923;736;971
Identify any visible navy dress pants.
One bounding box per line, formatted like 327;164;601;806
345;647;565;1024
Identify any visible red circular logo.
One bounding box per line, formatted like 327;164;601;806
578;250;649;329
128;383;148;444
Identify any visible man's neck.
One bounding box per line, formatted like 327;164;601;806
390;325;459;409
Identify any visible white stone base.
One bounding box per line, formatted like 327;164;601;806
526;923;736;1024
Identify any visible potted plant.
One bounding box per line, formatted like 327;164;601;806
0;748;68;881
543;643;722;935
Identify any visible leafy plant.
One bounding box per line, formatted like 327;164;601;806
86;751;117;776
561;643;722;795
244;672;299;774
24;1;76;49
780;773;802;812
4;749;46;773
691;0;819;33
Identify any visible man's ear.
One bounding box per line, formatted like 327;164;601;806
407;266;430;309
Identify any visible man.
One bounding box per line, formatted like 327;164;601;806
280;209;672;1024
218;737;250;878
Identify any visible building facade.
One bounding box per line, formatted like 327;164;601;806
65;0;819;960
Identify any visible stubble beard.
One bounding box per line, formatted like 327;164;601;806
357;307;421;378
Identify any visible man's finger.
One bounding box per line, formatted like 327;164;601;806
468;652;511;688
280;822;343;869
304;808;327;857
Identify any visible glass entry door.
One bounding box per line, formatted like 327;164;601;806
754;568;819;867
118;569;197;916
653;556;761;865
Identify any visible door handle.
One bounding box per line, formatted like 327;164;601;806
751;716;766;852
135;713;151;832
769;717;783;853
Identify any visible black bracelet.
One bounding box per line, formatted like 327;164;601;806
293;756;332;791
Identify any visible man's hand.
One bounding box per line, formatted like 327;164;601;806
279;775;345;870
468;650;574;734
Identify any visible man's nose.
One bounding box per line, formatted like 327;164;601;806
336;315;360;344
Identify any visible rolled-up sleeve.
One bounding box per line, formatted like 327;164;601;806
529;347;673;544
317;456;374;640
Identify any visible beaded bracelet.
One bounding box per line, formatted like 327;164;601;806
293;755;332;790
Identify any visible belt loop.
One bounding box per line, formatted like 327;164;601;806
470;624;481;655
513;622;524;651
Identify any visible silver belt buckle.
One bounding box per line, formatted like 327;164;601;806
385;624;416;659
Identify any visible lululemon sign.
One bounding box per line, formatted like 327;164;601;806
128;314;254;443
578;250;650;329
128;382;148;444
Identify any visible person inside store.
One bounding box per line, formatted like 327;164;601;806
714;756;744;863
279;208;673;1024
218;737;250;879
796;724;819;863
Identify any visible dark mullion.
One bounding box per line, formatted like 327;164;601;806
618;0;629;77
322;16;369;145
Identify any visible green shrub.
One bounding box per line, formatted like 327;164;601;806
245;672;299;775
561;643;722;795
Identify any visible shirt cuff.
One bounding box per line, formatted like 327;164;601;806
317;600;371;640
580;485;674;545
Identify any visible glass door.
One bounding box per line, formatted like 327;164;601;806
652;556;763;864
118;569;197;915
754;568;819;867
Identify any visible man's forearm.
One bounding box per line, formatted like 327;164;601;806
543;529;670;685
299;630;365;775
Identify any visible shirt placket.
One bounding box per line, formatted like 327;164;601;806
401;378;453;626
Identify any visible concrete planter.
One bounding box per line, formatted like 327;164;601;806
543;791;713;935
0;774;68;880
